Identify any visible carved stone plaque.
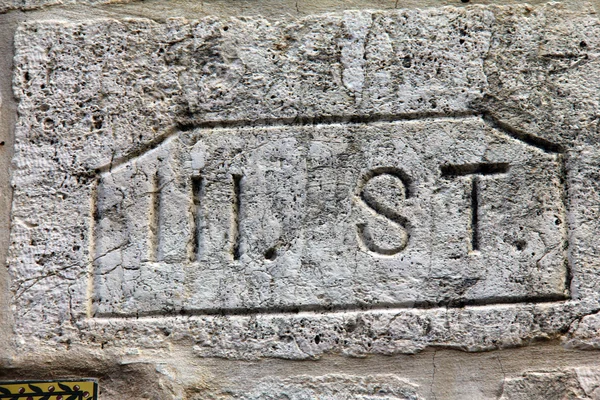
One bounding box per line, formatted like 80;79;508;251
92;117;568;316
8;5;600;361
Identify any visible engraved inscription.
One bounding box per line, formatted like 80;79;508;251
148;172;160;262
231;174;243;261
440;163;510;252
190;175;204;262
355;168;411;255
91;118;568;316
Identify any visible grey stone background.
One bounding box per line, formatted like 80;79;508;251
3;0;600;399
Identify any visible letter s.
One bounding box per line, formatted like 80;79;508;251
355;168;411;255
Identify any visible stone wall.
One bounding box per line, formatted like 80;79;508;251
2;1;600;399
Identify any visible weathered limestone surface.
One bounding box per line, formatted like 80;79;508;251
11;7;491;169
8;3;600;363
499;367;600;399
0;0;129;14
200;374;424;399
483;4;600;148
5;2;600;399
94;118;567;316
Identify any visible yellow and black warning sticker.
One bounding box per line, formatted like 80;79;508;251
0;379;97;400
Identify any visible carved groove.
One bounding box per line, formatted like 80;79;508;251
93;296;570;319
355;166;412;198
471;176;479;251
148;172;161;262
87;178;99;318
440;162;509;177
440;162;509;252
357;223;407;256
355;168;411;255
232;174;243;260
190;175;204;262
558;154;573;296
482;113;565;154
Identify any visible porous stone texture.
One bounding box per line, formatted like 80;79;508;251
500;367;600;399
11;6;491;168
565;310;600;350
199;374;424;399
482;4;600;148
0;0;129;14
6;2;600;397
9;3;600;363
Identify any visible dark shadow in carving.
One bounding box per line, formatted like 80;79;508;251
190;175;204;262
93;293;571;319
440;162;509;177
355;167;411;256
440;162;509;252
232;174;243;261
149;172;161;262
482;113;565;154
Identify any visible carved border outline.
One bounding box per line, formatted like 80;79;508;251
86;111;571;318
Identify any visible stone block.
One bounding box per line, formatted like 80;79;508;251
499;367;600;400
198;374;424;399
7;4;600;362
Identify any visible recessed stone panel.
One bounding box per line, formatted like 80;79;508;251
91;117;567;317
8;4;600;360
